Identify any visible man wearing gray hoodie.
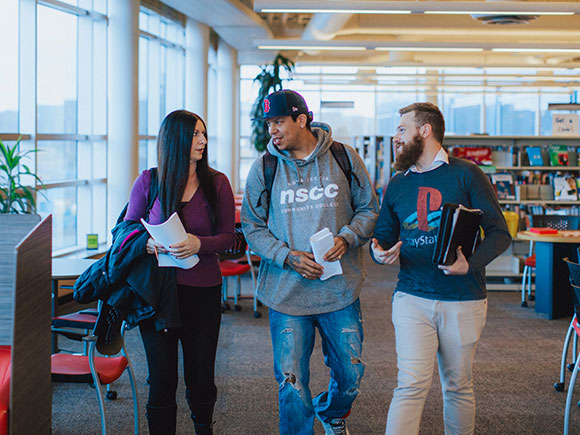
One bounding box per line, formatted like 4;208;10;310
242;90;379;435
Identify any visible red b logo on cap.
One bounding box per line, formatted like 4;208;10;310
264;99;270;113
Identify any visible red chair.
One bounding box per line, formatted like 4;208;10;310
0;346;10;435
220;260;252;312
51;304;139;435
219;226;260;317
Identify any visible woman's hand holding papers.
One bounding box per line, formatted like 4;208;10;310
438;246;469;275
371;239;402;264
168;234;201;259
146;237;167;255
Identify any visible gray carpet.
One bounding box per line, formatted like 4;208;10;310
52;253;580;434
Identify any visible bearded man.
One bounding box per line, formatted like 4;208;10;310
371;102;511;435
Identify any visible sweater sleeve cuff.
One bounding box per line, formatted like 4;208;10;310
273;246;292;269
338;230;356;249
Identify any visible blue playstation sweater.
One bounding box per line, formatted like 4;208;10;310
372;156;511;301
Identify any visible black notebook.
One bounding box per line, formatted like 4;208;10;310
432;203;483;266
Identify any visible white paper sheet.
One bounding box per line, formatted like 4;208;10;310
310;227;343;281
141;212;200;269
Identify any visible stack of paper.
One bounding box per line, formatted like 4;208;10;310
310;227;343;281
141;212;200;269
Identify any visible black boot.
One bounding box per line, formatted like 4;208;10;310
146;404;177;435
193;421;214;435
186;393;216;435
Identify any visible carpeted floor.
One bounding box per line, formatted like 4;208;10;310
52;253;580;434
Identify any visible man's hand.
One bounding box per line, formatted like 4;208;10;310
371;238;402;264
438;246;469;275
285;250;324;280
168;234;201;259
323;236;348;262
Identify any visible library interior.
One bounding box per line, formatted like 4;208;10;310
4;0;580;434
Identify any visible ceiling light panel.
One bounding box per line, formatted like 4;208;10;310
254;1;580;15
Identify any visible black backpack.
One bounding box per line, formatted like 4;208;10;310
256;142;360;220
116;167;159;225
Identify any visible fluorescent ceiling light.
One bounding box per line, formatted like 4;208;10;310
261;8;411;14
376;47;484;52
255;1;580;15
425;11;573;15
258;45;367;51
492;48;580;53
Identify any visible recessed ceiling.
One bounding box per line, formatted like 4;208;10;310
166;1;580;70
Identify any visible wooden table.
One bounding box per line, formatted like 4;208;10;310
51;258;97;351
517;231;580;319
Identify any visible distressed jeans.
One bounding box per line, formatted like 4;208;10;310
269;299;365;435
386;292;487;435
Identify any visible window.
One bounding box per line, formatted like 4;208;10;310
238;65;580;188
0;0;18;132
138;6;186;172
441;92;483;135
1;1;108;253
37;5;78;134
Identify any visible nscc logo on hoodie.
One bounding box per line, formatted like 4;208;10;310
280;184;339;204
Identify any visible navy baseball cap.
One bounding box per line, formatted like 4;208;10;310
252;89;313;121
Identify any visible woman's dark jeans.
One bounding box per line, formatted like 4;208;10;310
140;284;222;434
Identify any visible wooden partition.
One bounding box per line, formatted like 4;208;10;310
0;214;41;345
0;215;52;435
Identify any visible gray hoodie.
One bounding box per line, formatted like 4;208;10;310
241;123;379;316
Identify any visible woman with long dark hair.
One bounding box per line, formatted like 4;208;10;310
125;110;235;435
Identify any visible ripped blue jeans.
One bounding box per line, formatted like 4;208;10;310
269;299;365;435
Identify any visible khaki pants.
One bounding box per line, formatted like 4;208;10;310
386;292;487;435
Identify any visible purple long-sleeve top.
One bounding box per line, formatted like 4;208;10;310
125;168;235;287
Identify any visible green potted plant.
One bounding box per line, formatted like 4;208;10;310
250;54;295;152
0;136;43;214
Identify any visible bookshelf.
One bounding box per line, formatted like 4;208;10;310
352;135;387;193
442;135;580;208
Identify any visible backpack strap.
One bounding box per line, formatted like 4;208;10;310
256;151;278;220
329;141;361;189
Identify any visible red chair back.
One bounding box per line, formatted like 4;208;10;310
0;346;11;435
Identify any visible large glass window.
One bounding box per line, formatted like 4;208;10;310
441;92;483;135
0;0;19;132
239;65;580;187
37;5;78;134
207;45;218;169
497;92;538;136
0;1;109;253
35;2;108;252
138;6;186;172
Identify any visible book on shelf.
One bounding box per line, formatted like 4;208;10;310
549;145;569;166
491;149;512;167
526;147;544;166
432;203;483;266
553;175;578;201
491;173;516;200
452;147;493;165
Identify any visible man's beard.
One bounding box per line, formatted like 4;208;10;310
394;133;425;172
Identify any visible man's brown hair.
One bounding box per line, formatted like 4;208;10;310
399;102;445;144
